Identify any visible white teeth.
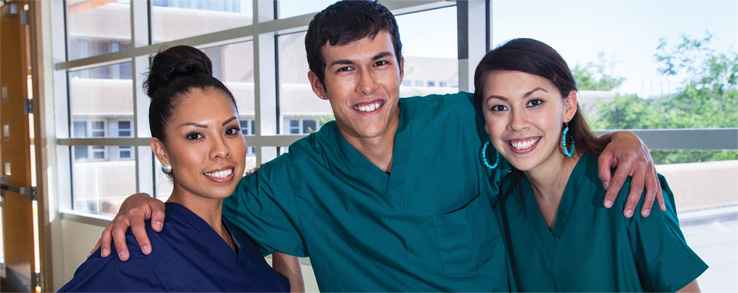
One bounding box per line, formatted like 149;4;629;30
205;169;232;178
511;138;537;150
355;102;381;112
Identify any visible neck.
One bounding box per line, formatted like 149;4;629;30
167;189;223;231
523;153;580;229
338;112;400;173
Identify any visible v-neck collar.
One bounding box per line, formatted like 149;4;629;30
332;102;411;194
165;202;243;265
521;155;587;246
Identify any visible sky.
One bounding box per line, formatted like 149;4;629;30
397;0;738;97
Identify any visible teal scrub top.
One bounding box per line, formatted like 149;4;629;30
500;154;708;292
223;92;510;292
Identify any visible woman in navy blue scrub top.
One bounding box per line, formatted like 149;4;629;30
59;46;293;292
474;38;707;292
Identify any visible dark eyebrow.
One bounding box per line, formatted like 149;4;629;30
222;116;237;126
328;51;394;67
372;52;393;61
524;87;547;97
179;122;207;129
178;116;238;129
484;87;548;104
485;95;507;104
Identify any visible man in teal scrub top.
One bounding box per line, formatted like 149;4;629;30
97;1;663;291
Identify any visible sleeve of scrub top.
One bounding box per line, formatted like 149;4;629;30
222;156;306;258
624;174;708;292
59;247;165;291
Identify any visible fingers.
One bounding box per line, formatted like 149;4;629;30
89;238;102;258
99;225;113;257
597;151;616;202
603;157;633;210
656;183;666;211
112;217;131;261
130;208;152;255
151;201;166;232
639;161;659;217
625;159;648;218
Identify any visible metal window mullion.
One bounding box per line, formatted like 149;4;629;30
132;0;151;195
254;0;278;164
456;0;487;93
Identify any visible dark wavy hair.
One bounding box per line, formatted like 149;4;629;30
474;38;604;157
144;45;237;142
474;38;605;205
305;0;403;87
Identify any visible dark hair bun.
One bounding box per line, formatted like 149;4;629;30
144;45;213;98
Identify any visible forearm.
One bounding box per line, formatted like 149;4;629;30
272;251;304;292
677;280;700;293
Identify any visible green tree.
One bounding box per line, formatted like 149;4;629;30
579;33;738;164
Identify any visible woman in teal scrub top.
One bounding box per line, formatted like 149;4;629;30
474;38;707;292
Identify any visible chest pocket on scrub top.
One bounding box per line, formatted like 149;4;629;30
432;191;505;274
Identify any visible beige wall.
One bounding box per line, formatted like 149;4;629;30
658;160;738;212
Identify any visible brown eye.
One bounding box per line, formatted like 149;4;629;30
186;132;203;140
527;99;543;107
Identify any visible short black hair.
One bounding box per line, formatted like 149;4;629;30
305;0;403;86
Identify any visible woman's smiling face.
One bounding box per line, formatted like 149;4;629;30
152;87;246;201
482;70;577;173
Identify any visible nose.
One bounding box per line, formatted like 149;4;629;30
509;108;530;132
210;135;231;160
356;68;377;95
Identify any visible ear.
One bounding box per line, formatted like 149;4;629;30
150;138;169;165
308;71;328;100
398;56;405;81
563;90;578;123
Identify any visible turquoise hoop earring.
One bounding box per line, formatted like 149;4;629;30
562;123;575;157
481;141;500;169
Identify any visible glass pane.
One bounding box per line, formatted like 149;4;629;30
71;146;137;216
66;0;131;60
202;42;255;136
492;0;737;131
151;0;254;43
69;63;134;139
278;0;335;19
396;6;458;97
277;32;333;134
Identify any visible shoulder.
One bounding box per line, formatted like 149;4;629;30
400;91;475;111
60;239;164;291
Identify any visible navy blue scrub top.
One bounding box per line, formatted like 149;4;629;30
59;202;290;292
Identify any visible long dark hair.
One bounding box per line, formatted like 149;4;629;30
305;0;403;87
144;45;237;142
474;38;605;204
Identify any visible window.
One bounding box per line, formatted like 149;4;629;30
240;119;255;135
73;120;87;138
73;146;88;161
414;80;423;87
289;120;300;134
91;120;105;137
427;81;435;87
117;120;132;137
302;120;317;134
118;147;132;160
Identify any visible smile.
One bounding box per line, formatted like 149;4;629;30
204;168;233;179
352;100;384;113
507;137;541;152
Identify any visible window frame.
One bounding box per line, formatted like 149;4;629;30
49;0;737;221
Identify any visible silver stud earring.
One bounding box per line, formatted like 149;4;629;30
161;163;172;174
